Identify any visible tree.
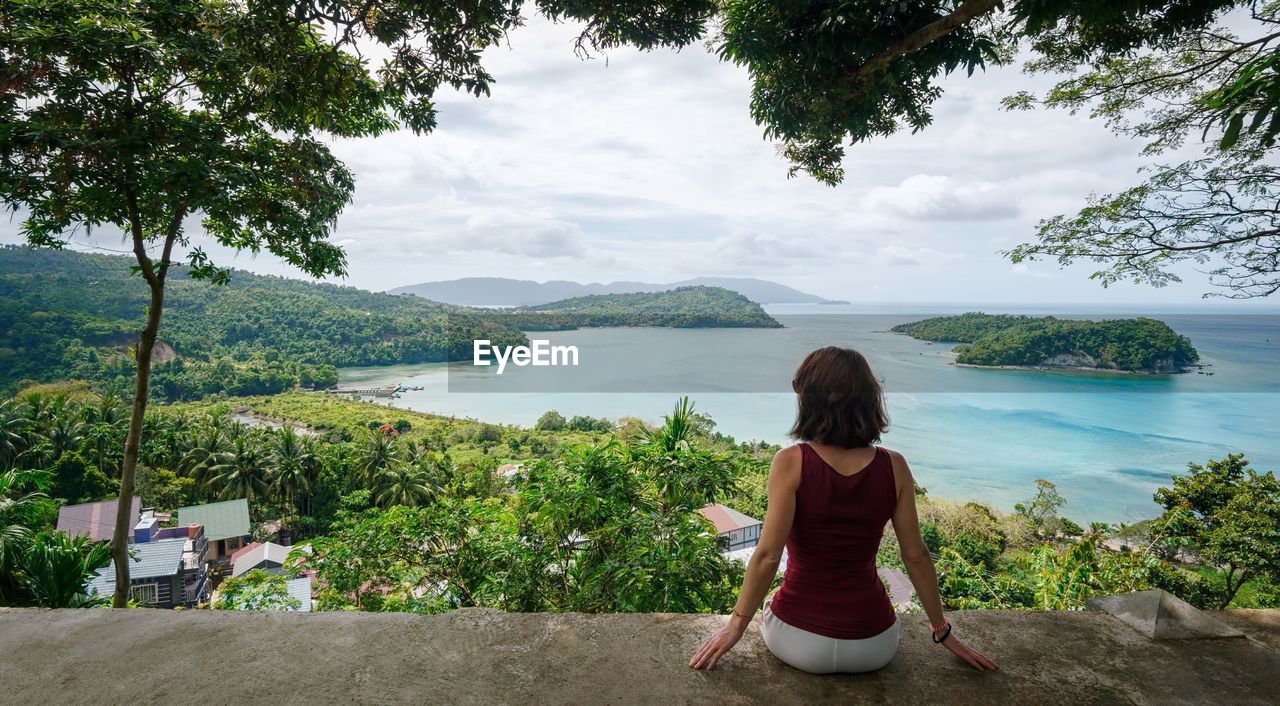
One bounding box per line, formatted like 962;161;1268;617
1;0;714;607
372;464;439;509
49;451;116;505
1014;479;1068;540
1154;454;1280;608
213;569;300;611
711;1;1277;296
535;411;568;432
207;437;269;501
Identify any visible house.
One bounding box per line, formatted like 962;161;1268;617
231;541;307;578
698;503;762;551
176;498;251;568
57;497;142;542
284;575;314;612
88;516;209;608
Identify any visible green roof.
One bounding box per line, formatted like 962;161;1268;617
177;499;250;541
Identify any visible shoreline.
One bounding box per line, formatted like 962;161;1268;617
950;361;1188;376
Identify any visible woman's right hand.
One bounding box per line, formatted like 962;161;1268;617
940;634;998;671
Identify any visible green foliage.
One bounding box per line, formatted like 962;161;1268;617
306;399;743;614
501;286;782;329
535;411;568;432
894;312;1199;371
214;569;301;612
2;468;109;607
1154;454;1280;608
49;451;116;505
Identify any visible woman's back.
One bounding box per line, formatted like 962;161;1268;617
767;442;898;639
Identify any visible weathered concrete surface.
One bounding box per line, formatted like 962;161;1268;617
1;608;1278;705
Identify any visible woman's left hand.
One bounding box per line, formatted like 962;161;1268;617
689;618;748;670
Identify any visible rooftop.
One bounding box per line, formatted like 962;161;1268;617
699;503;761;533
176;498;250;541
231;542;298;577
1;607;1276;704
87;538;188;597
56;497;141;542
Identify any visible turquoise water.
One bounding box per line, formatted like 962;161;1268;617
340;305;1280;524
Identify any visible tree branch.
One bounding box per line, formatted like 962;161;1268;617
842;0;1001;92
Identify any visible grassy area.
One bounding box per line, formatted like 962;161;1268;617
173;391;610;466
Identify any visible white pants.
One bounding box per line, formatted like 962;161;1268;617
760;601;899;674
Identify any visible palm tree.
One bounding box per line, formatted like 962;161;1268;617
44;414;84;460
355;427;400;487
0;468;55;592
372;464;439;508
270;428;317;521
206;437;269;501
182;424;231;498
0;400;27;469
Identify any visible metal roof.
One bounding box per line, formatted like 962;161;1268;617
284;577;312;612
231;542;295;577
87;538;188;598
698;503;761;534
176;499;250;541
57;497;141;542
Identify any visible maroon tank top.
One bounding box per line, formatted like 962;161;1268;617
768;443;898;639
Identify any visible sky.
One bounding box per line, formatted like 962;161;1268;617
2;14;1268;306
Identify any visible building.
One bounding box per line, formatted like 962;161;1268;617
698;503;762;551
231;541;306;578
176;498;251;569
88;517;209;608
284;576;314;612
57;497;142;542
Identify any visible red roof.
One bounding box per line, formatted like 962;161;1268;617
229;542;262;564
698;504;761;534
56;497;142;542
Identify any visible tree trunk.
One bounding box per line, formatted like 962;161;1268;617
109;276;167;607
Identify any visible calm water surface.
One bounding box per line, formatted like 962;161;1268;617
340;304;1280;523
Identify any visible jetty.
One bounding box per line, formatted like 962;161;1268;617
329;384;401;399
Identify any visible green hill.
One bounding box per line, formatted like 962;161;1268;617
0;248;781;398
892;312;1199;373
499;286;783;329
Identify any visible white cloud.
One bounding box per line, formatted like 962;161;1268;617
0;15;1230;304
864;175;1018;222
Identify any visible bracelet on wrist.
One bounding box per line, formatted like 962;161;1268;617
731;609;754;623
931;621;953;644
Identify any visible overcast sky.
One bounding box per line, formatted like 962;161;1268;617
4;15;1267;305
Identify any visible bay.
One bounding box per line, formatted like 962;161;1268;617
339;304;1280;524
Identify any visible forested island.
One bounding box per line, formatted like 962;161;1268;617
892;312;1200;373
494;286;783;330
0;248;781;399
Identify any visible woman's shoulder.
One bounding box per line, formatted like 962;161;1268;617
770;444;807;479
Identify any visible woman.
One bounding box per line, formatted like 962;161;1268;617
689;347;998;674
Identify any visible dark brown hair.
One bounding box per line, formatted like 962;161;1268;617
789;346;888;448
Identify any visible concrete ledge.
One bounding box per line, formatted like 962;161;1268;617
2;608;1278;704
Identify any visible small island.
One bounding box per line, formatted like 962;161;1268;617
891;312;1199;373
495;286;784;330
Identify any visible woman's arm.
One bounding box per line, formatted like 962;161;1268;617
889;450;998;672
689;445;800;670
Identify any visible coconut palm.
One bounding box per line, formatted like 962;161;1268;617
0;468;55;596
372;464;439;508
355;427;400;486
182;424;232;497
206;437;269;501
270;428;318;520
11;531;111;608
0;400;26;469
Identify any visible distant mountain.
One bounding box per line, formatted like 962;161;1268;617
388;276;833;306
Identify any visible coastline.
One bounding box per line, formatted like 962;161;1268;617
950;361;1187;376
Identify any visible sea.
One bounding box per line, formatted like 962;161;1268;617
338;303;1280;524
